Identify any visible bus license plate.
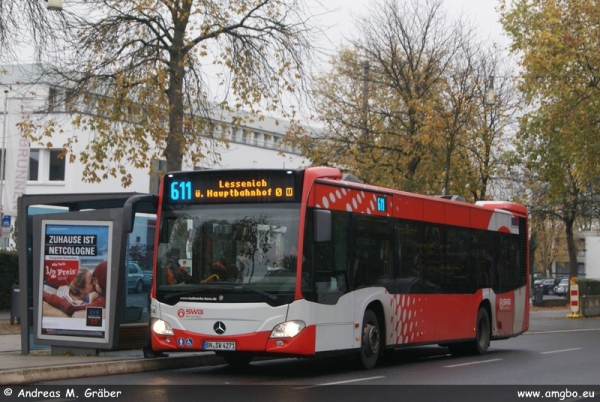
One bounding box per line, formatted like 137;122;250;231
203;341;236;351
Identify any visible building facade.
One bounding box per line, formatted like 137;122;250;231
1;64;310;211
551;232;600;280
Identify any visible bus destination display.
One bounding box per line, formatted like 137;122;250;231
164;171;301;204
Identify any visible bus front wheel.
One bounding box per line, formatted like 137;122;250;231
359;309;381;370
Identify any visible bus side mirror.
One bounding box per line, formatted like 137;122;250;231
123;194;158;233
314;209;331;242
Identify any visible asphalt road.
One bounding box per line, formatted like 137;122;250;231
33;308;599;401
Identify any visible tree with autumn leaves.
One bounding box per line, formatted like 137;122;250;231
14;0;320;185
5;0;593;281
293;0;519;201
500;0;600;280
6;0;518;202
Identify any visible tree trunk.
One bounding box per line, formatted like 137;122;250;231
529;231;538;286
564;218;579;280
164;51;186;173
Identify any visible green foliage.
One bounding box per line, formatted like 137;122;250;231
578;279;600;296
0;250;19;310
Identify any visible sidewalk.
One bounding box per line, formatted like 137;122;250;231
0;311;224;386
0;307;582;386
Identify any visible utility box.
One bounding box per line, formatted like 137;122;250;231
532;288;544;307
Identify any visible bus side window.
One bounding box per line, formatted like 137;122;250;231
389;221;421;294
422;224;443;293
353;256;368;289
476;231;495;290
315;270;346;304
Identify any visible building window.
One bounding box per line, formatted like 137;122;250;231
49;150;65;181
48;87;58;112
29;150;40;181
27;149;65;183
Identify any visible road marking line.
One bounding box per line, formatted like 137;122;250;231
294;376;385;389
526;328;600;335
444;358;503;368
541;348;582;355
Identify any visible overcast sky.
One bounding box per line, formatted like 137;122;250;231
315;0;508;54
8;0;510;119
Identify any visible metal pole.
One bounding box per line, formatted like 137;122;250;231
0;90;7;250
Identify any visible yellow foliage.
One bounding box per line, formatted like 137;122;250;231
20;0;316;186
303;0;512;200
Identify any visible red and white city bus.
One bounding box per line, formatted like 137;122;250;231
145;167;529;369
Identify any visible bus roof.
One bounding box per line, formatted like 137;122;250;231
306;167;528;217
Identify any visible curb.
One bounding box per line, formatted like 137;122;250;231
0;354;225;386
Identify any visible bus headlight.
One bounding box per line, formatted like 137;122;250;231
151;318;174;336
270;320;306;338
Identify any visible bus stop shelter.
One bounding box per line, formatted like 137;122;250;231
16;192;156;355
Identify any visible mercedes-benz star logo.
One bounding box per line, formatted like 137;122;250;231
213;321;226;335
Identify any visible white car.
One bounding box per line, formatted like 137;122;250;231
554;278;569;298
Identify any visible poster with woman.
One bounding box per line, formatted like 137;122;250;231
36;220;112;342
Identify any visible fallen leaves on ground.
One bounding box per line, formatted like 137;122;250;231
0;319;21;335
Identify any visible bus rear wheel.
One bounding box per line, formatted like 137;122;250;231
471;307;490;355
447;307;490;356
359;309;381;370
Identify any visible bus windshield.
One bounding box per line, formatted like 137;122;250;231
155;204;300;306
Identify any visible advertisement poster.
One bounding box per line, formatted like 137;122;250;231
37;221;112;342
